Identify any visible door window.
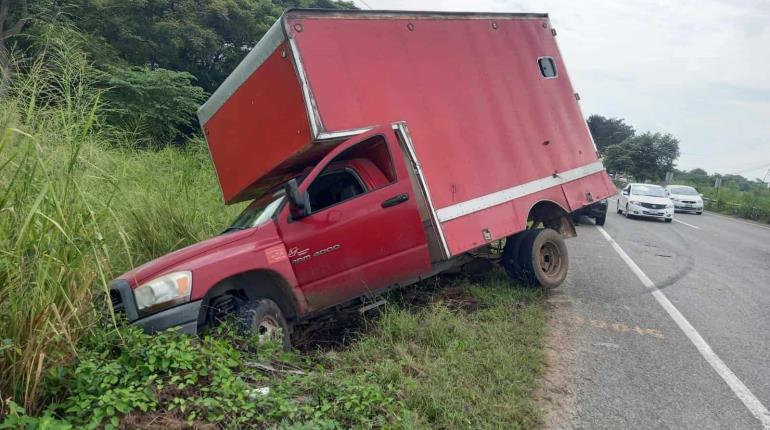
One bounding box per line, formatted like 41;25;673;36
307;170;365;212
304;134;396;214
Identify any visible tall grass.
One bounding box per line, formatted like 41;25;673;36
0;41;240;413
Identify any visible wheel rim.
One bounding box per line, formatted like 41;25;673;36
257;315;282;344
538;241;562;279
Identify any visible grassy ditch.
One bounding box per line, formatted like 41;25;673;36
2;272;547;429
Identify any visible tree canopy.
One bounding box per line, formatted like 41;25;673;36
587;114;635;154
602;132;680;181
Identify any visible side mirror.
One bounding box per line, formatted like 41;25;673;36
622;190;629;196
285;178;310;220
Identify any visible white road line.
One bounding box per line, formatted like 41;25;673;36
673;218;701;230
596;226;770;429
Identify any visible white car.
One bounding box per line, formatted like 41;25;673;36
665;185;704;215
617;183;674;222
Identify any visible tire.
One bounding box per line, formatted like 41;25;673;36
514;228;569;289
696;211;702;215
595;214;606;226
238;299;291;351
616;204;622;214
501;230;535;281
624;204;631;218
665;218;672;223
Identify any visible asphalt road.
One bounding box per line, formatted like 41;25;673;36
556;195;770;429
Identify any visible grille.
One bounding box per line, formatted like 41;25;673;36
682;200;697;204
110;289;124;314
640;202;666;209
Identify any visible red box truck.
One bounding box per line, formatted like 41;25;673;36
109;9;615;346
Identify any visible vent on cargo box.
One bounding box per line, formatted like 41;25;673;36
538;57;558;78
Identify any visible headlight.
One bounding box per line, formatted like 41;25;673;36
629;200;641;205
134;271;192;314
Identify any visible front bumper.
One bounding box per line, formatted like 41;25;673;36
109;279;201;334
575;201;608;218
628;204;674;219
673;202;703;212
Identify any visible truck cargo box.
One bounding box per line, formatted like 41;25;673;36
198;9;615;257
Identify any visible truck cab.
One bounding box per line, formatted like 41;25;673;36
110;127;433;338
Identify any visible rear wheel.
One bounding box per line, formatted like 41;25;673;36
238;299;291;351
503;228;568;289
501;230;533;280
595;214;606;226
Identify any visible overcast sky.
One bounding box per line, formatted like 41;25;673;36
352;0;770;181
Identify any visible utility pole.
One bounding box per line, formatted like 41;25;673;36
714;175;722;208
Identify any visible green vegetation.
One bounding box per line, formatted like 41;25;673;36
0;44;243;415
2;267;546;428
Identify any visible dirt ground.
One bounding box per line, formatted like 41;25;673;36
535;292;578;430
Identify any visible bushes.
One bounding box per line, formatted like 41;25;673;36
1;323;408;429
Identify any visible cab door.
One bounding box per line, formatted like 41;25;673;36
277;126;431;311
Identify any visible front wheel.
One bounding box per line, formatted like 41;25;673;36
238;299;291;351
595;214;606;226
665;218;673;223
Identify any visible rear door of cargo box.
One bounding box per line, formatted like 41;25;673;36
286;11;615;257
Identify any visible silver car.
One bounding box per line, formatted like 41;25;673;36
665;185;704;215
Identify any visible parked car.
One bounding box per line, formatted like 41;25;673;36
618;183;674;222
573;199;608;225
108;9;616;347
665;185;703;214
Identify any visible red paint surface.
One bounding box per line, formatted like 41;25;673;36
120;223;308;315
288;14;613;254
203;42;311;204
277;127;430;310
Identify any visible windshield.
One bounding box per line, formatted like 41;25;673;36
225;192;285;232
669;186;698;195
631;185;667;197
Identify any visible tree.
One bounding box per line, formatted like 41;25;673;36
603;132;680;181
587;114;635;154
101;66;207;145
603;142;635;175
